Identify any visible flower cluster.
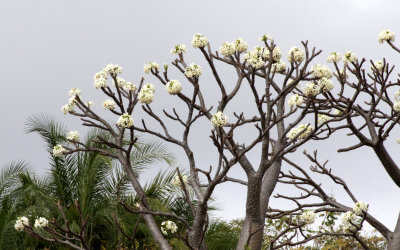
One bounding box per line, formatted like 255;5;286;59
67;131;80;142
166;80;182;95
172;174;188;188
14;216;29;231
116;77;126;87
138;83;155;104
259;34;274;42
103;99;116;110
211;111;228;127
353;201;368;216
191;33;208;48
104;64;123;76
343;51;357;64
287;46;305;63
123;82;137;92
341;211;357;232
263;46;282;62
327;52;341;63
62;103;75;114
234;38;248;53
378;30;395;44
244;47;265;69
94;70;108;89
53;145;66;157
171;44;187;55
219;42;236;56
288;94;303;107
303;82;320;97
271;60;286;73
372;61;384;72
393;101;400;112
184;63;202;78
318;114;330;124
318;78;334;93
299;210;316;224
161;221;178;235
311;64;332;79
287;124;313;141
69;87;81;97
34;217;48;228
144;62;159;74
117;113;134;128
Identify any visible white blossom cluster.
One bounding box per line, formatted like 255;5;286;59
287;124;313;141
184;63;202;78
69;87;81;97
233;38;248;53
287;46;305;63
259;34;274;42
161;220;178;235
271;60;286;73
341;211;357;232
219;42;236;56
303;82;320;97
123;82;137;92
62;103;74;114
378;30;395;44
67;131;80;142
138;83;155;104
343;51;357;64
353;201;368;216
94;71;108;89
166;80;182;95
117;113;134;128
318;78;334;93
393;90;400;112
104;64;123;76
34;217;48;228
372;61;384;72
288;94;303;107
211;111;228;127
263;46;282;62
14;216;29;231
171;44;187;55
299;210;316;224
62;87;83;114
103;99;116;110
85;101;94;107
244;46;265;69
53;144;66;157
172;174;188;187
311;64;333;79
144;62;159;74
327;52;341;63
318;114;330;124
191;33;208;48
116;77;126;87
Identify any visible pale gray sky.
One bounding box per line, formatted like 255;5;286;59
1;0;400;232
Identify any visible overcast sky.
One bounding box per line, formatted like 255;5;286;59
1;0;400;232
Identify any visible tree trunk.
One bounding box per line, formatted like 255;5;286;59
188;203;208;250
388;213;400;250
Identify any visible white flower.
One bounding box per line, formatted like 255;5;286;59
288;94;303;107
259;34;274;42
244;48;265;69
271;60;286;73
353;201;368;216
191;33;208;48
318;78;334;93
67;131;80;142
341;211;357;232
334;108;343;115
62;104;74;114
287;124;313;141
184;63;202;78
234;38;248;53
393;101;400;112
263;46;282;61
138;83;155;104
144;62;159;74
117;113;134;128
123;82;137;92
343;51;357;64
94;71;108;89
395;90;400;101
85;101;94;107
311;64;333;79
116;77;126;87
34;217;48;228
299;211;316;224
303;82;320;97
327;52;341;63
166;80;182;95
318;114;330;124
53;145;66;157
14;216;29;231
372;61;384;72
219;42;236;56
211;111;228;127
69;88;81;97
287;47;305;63
104;64;122;76
378;30;395;44
161;221;178;235
171;44;187;55
103;99;116;110
172;174;188;187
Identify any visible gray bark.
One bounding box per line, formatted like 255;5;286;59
388;213;400;250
